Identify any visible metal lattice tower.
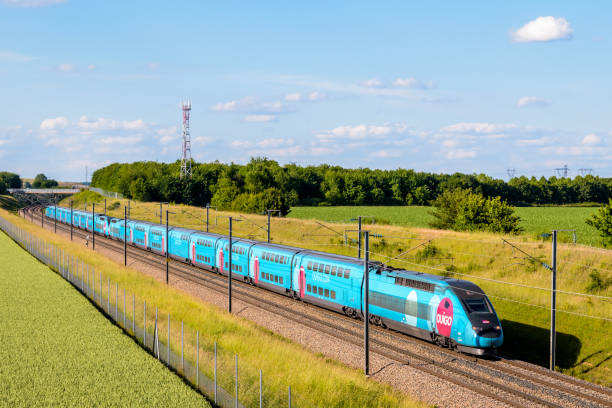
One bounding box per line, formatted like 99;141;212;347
180;100;192;179
554;164;569;178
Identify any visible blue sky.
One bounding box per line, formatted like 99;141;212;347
0;0;610;181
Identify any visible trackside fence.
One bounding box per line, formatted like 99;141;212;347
89;187;124;199
0;216;310;408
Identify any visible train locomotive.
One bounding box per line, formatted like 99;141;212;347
45;205;503;355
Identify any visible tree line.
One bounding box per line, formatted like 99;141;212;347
90;158;612;215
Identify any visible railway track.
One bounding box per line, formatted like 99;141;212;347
22;206;612;407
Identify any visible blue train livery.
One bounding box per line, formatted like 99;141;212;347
44;205;503;355
189;232;224;270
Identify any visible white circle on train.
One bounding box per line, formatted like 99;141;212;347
404;290;417;326
428;295;440;331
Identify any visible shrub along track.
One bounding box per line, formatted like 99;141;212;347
24;206;612;408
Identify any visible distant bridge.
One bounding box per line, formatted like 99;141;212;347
8;189;81;194
7;188;81;206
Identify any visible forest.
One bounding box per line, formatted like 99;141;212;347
90;159;612;215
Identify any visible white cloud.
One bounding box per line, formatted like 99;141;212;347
582;133;601;145
393;77;436;90
77;116;146;131
362;78;384;88
442;139;458;148
510;16;573;43
517;96;550;107
284;93;302;102
516;137;552;146
40;117;68;130
212;97;292;115
446;149;477;159
317;123;409;141
307;91;325;101
0;0;64;6
0;51;36;62
212;101;238;112
87;64;96;70
283;91;325;102
244;114;276;123
370;149;401;158
441;122;518;134
0;139;7;146
147;62;160;70
99;136;143;145
56;63;75;72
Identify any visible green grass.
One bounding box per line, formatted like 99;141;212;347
0;194;19;212
1;207;427;408
288;205;602;246
0;230;209;407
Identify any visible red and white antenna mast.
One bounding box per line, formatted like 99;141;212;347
180;99;192;179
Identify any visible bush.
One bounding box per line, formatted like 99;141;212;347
0;180;6;195
585;271;611;293
107;201;120;211
585;199;612;246
429;189;522;234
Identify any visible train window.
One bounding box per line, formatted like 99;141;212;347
308;261;313;270
307;284;312;292
313;262;318;271
313;286;317;294
344;269;350;279
279;277;283;284
331;291;336;300
274;276;278;283
318;287;323;296
325;265;330;274
331;266;337;276
324;289;329;297
275;255;280;263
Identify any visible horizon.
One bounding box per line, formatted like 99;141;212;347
1;1;610;180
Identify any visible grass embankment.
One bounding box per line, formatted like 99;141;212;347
0;227;208;407
61;192;612;385
288;206;602;246
0;207;427;408
0;194;19;212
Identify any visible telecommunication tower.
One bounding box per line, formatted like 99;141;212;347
180;100;192;179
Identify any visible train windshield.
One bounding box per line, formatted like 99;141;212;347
463;297;492;313
450;284;493;314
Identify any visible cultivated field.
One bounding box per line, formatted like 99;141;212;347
0;229;208;407
0;206;426;408
288;206;602;246
58;192;612;385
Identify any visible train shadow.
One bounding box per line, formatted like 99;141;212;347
499;319;581;369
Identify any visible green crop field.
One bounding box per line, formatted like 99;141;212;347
288;206;602;246
0;230;209;407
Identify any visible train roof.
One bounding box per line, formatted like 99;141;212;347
385;268;485;294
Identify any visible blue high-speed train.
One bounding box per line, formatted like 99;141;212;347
45;205;503;355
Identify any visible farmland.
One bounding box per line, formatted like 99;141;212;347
288;205;602;246
57;192;612;385
0;207;426;408
0;228;208;407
